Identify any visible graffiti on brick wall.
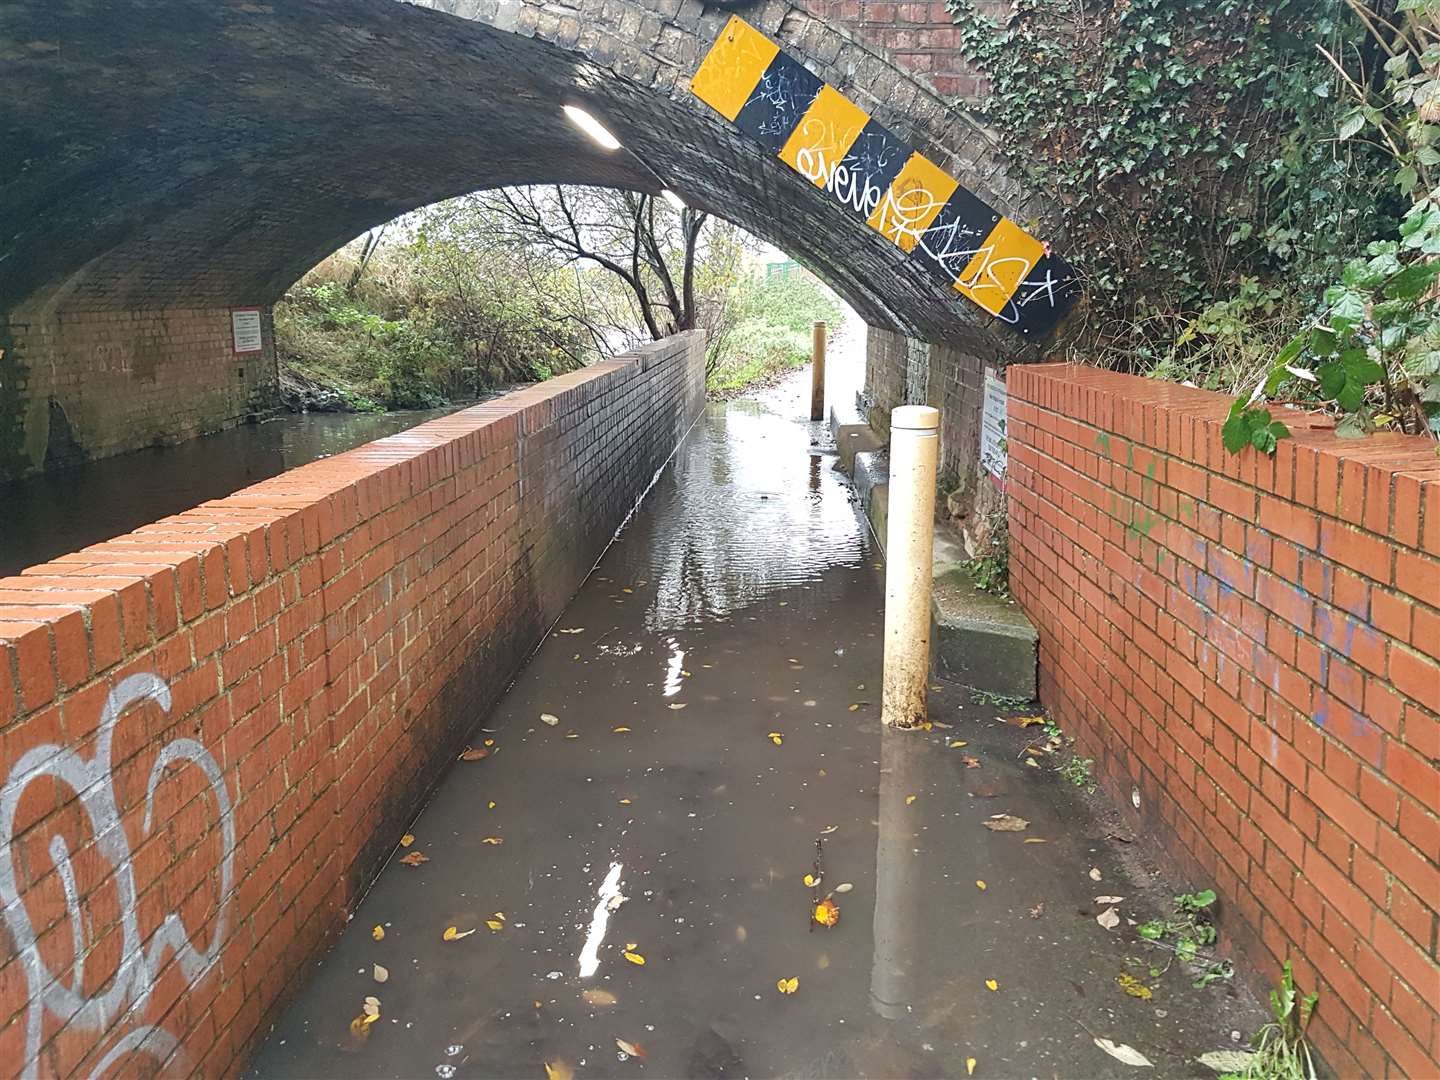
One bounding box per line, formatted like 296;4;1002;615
691;15;1081;337
0;674;235;1078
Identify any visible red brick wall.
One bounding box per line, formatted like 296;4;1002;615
803;0;1003;99
0;307;278;483
0;332;705;1077
1007;363;1439;1079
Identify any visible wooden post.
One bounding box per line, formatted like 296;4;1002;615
810;321;827;422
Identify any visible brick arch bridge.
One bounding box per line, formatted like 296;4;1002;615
1;0;1067;482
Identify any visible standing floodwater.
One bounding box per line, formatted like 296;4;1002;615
250;372;1261;1079
0;404;471;576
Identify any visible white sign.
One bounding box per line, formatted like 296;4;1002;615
980;370;1008;480
231;309;263;354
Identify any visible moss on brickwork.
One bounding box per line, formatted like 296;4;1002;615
0;320;30;483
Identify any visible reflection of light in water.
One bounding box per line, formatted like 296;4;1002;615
871;727;925;1020
644;405;866;631
578;862;624;977
663;639;686;697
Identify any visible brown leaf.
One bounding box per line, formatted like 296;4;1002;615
961;756;982;768
616;1038;647;1059
583;988;617;1006
459;747;490;761
813;898;840;927
399;851;429;866
983;814;1030;832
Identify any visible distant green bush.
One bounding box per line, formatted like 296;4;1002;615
706;271;842;395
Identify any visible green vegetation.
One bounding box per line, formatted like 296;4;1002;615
1219;963;1320;1080
950;0;1440;444
1056;754;1096;792
961;504;1010;598
1136;888;1235;988
705;271;843;396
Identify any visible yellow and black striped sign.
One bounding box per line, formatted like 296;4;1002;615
690;15;1078;337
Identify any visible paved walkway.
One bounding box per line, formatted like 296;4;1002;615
250;370;1262;1079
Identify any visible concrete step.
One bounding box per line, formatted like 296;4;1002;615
830;405;1037;699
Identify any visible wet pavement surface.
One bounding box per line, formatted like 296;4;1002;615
0;402;480;576
250;372;1264;1079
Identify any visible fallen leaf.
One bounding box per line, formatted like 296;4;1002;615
1024;758;1041;768
803;873;821;887
985;978;999;991
486;919;504;931
1094;1038;1153;1067
399;851;429;866
400;834;414;847
1095;895;1125;904
848;704;860;712
966;1058;977;1076
1023;837;1048;844
484;738;495;747
1097;907;1121;930
623;950;646;966
962;755;981;768
619;797;633;805
349;1015;375;1039
363;996;380;1017
949;740;969;748
564;732;580;739
905;794;918;805
776;976;799;994
813;899;840;927
613;726;632;733
768;732;783;745
371;925;385;940
616;1038;647;1059
494;911;506;920
558;627;585;634
1116;973;1152;1000
373;963;388;983
668;703;687;710
1029;902;1045;918
482;837;504;845
976;880;987;890
1197;1050;1257;1073
1089;867;1103;881
1016;715;1047;727
622;587;634;594
545;1061;575;1080
488;801;497;809
832;882;853;893
459;747;490;761
983;814;1030;832
583;988;618;1006
443;926;476;941
541;713;560;725
819;825;838;835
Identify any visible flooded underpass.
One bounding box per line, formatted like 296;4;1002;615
250;372;1265;1080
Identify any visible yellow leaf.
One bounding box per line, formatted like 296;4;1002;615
848;704;859;712
768;733;783;745
967;1057;977;1076
949;740;968;748
619;797;633;805
803;873;820;887
371;925;385;941
494;911;506;920
488;801;497;809
668;703;687;710
985;978;999;991
545;1061;575;1080
564;731;580;739
483;738;495;747
622;587;634;594
905;795;917;805
1023;837;1048;843
443;926;476;941
486;919;504;931
613;726;632;732
976;880;987;890
776;976;799;994
623;950;646;966
1116;973;1153;1000
1016;715;1046;727
813;899;840;927
482;836;504;845
400;834;415;847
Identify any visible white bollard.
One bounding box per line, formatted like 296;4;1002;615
882;405;939;729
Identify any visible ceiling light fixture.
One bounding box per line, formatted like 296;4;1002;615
562;105;621;150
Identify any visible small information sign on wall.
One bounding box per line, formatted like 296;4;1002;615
231;308;263;354
980;370;1008;481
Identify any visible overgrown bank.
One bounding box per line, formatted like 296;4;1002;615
273;192;842;412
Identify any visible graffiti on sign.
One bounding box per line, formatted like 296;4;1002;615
0;674;235;1078
691;16;1081;336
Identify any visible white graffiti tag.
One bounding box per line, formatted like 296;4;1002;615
0;674;235;1078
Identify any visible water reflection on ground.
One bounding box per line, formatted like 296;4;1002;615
0;405;473;576
250;377;1262;1079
